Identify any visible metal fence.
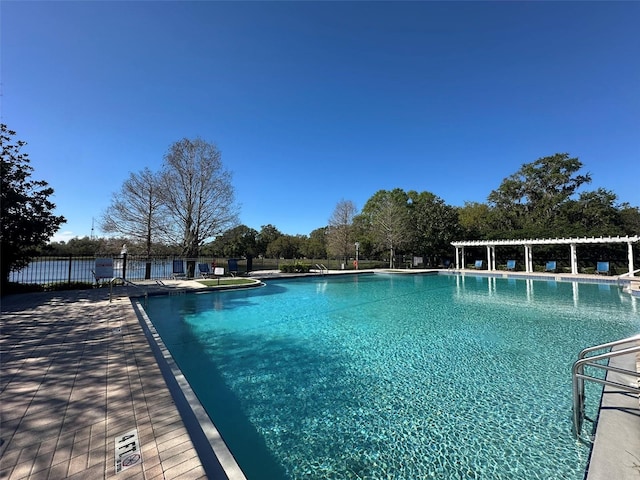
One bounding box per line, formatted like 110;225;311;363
7;255;364;285
8;255;231;285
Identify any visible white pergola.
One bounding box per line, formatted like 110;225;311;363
451;235;639;277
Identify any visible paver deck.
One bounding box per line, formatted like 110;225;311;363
1;288;207;480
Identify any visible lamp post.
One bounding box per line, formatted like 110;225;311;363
355;242;360;270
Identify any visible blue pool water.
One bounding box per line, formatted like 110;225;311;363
143;273;639;480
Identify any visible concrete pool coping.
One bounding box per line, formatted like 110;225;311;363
1;269;638;479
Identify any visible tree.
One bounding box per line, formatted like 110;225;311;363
1;124;66;287
256;224;283;258
359;189;411;268
302;227;327;259
160;138;239;259
325;199;358;264
207;225;258;258
100;167;164;256
266;234;302;259
457;201;493;239
487;153;591;235
407;190;460;265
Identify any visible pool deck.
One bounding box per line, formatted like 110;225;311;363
1;269;638;479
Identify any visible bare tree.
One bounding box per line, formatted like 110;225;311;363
326;199;358;265
100;167;164;256
160;138;239;259
360;189;411;268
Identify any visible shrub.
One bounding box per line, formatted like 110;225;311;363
280;262;311;273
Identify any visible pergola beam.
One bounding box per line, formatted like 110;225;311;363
451;235;639;276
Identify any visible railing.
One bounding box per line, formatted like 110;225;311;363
315;264;328;275
616;268;640;293
8;255;359;286
571;334;640;441
8;255;239;285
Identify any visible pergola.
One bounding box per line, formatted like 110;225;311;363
451;235;639;277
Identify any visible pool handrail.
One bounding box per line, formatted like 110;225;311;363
571;334;640;441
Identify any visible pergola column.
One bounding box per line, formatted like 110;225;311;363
455;247;460;269
491;246;496;271
570;243;578;275
486;246;493;271
524;245;533;273
628;242;635;277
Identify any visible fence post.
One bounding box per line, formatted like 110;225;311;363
121;245;128;281
67;254;73;286
145;259;152;280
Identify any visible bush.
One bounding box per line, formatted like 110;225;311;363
280;262;311;273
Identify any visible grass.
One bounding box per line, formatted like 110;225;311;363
197;278;257;287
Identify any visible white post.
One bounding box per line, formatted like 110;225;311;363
570;243;578;275
525;245;533;273
491;246;496;271
461;247;465;269
486;246;492;271
628;242;635;277
455;247;460;269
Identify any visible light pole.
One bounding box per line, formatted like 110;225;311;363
355;242;360;270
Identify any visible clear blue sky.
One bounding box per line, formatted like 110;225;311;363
2;1;639;242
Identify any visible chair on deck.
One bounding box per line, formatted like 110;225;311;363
596;261;610;275
228;259;239;277
544;261;557;273
198;263;215;278
506;260;516;271
172;260;186;279
474;260;483;269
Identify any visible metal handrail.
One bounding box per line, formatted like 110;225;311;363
617;268;640;279
572;337;640;440
578;334;640;359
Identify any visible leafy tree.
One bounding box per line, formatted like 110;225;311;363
326;199;358;264
560;188;623;237
302;227;327;259
100;167;164;256
266;234;302;259
1;124;66;287
207;225;258;258
160;138;239;258
359;189;411;268
457;201;494;239
407;190;460;265
256;224;283;257
619;204;640;235
487;153;591;235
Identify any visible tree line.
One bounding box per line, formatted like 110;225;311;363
3;123;639;290
52;153;640;270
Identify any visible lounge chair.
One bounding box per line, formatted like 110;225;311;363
474;260;483;269
544;261;557;273
228;259;239;277
506;260;516;271
172;259;186;279
198;263;215;278
596;261;610;275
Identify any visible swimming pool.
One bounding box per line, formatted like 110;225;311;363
142;273;639;479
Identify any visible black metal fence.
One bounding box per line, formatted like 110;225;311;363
7;255;371;286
